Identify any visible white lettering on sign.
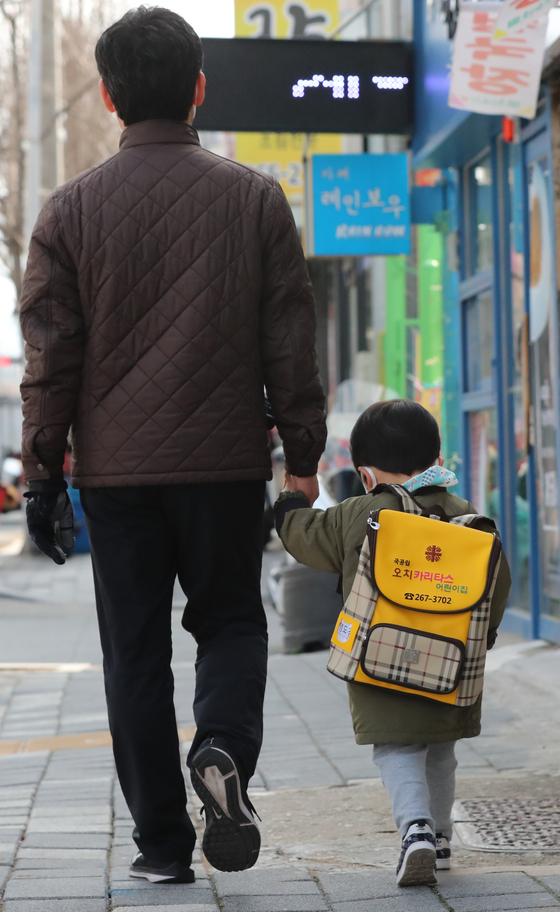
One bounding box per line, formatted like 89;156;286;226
347;75;360;98
384;194;406;217
336;224;374;238
372;76;409;90
292;74;360;98
321;186;405;220
320;166;350;180
373;224;407;237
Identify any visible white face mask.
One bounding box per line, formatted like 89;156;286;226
359;466;378;493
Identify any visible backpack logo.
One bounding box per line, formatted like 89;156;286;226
425;545;442;563
404;648;420;664
337;620;353;643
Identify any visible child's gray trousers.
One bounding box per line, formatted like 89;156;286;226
373;742;457;840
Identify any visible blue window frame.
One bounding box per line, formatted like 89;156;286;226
463;288;494;394
459;151;497;528
521;104;560;638
457;97;560;642
459;142;524;621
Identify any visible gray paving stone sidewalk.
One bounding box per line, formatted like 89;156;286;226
0;542;560;909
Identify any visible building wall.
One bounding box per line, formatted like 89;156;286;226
412;0;560;641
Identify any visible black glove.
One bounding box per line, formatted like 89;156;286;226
24;479;75;565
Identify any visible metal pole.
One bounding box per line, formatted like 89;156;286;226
41;0;64;192
327;0;380;40
24;0;42;246
24;0;63;247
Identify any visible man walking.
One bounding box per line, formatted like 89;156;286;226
19;7;326;883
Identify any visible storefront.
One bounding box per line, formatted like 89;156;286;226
413;0;560;640
309;227;443;393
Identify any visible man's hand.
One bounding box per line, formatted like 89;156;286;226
24;485;75;565
283;472;320;506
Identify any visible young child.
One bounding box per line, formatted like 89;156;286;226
274;399;511;887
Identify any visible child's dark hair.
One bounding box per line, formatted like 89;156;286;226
350;400;441;476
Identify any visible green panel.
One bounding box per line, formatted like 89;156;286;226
441;237;462;482
384;256;406;397
418;225;443;388
414;225;445;451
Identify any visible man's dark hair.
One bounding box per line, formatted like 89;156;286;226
350;399;441;476
95;6;203;126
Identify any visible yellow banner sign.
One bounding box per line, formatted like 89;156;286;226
236;0;339;39
234;0;341;208
235;131;341;209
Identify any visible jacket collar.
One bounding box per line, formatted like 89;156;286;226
119;120;200;150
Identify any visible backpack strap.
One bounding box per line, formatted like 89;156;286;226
373;483;499;532
372;483;423;515
450;513;497;529
373;483;452;521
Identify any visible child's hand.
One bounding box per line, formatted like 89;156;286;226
282;470;297;492
282;471;320;505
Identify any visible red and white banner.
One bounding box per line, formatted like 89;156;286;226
494;0;557;41
448;1;548;119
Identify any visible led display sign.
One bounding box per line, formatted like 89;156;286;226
195;38;413;134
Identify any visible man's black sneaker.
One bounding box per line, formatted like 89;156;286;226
436;833;451;870
396;820;437;887
190;742;260;872
129;852;195;884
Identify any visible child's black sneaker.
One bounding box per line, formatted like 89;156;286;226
129;852;195;883
190;742;260;872
436;833;451;870
396;820;437;887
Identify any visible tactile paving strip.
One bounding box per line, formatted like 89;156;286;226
454;798;560;853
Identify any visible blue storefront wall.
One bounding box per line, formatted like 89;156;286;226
412;0;502;171
413;0;560;642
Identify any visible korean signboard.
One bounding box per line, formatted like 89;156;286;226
448;1;548;119
305;154;410;256
196;39;414;134
236;0;338;38
234;0;341;210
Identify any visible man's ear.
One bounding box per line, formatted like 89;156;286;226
193;71;206;107
99;80;116;114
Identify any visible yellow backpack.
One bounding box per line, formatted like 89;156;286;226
327;484;502;706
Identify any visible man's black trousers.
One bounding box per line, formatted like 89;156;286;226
80;481;268;867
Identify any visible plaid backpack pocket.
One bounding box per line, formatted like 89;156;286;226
361;625;465;695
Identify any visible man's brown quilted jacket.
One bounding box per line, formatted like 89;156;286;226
20;121;327;488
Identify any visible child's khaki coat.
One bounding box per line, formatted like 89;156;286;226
277;486;511;745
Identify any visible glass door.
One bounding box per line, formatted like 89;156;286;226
524;126;560;622
507;141;530;610
460;151;498;524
